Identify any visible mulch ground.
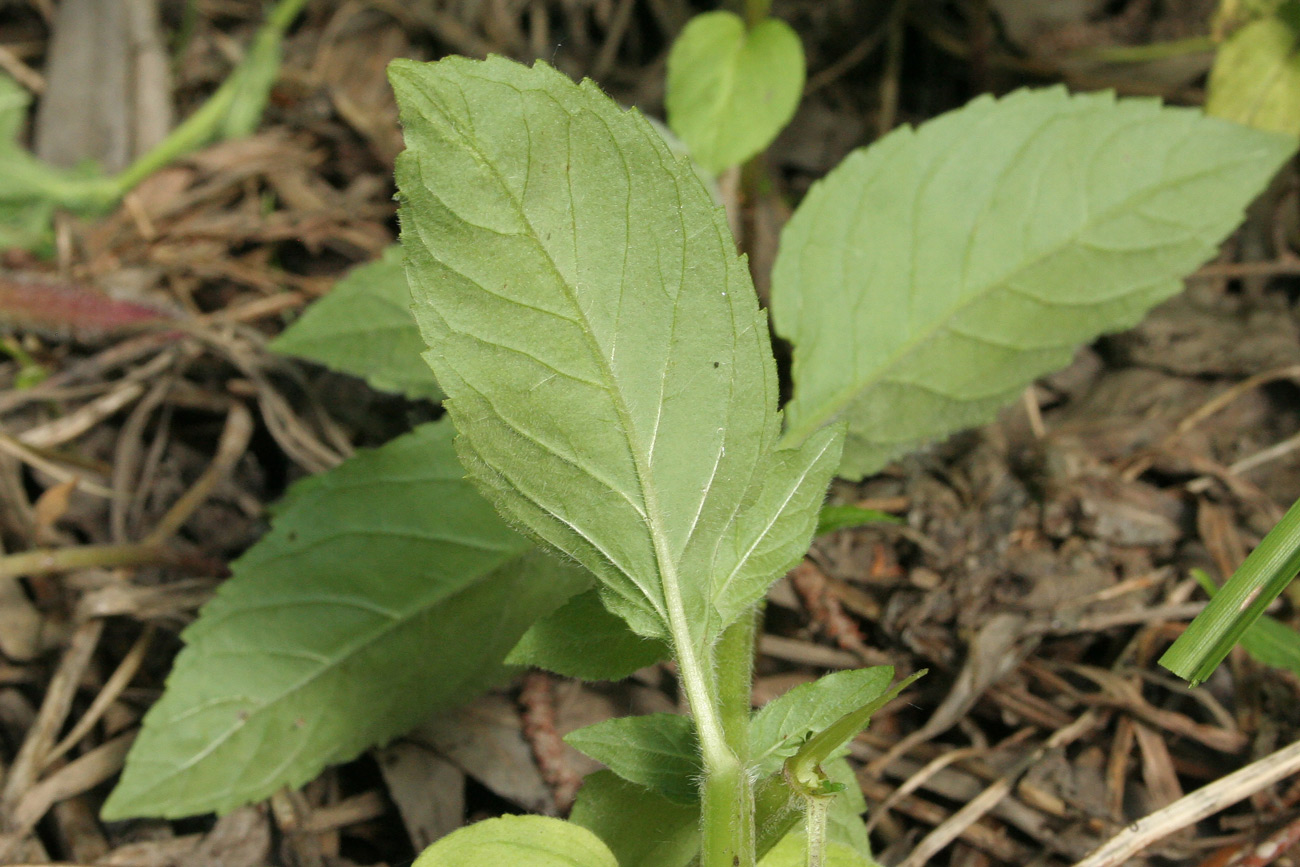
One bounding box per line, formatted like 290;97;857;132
1;1;1299;865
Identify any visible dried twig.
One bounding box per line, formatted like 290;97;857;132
1073;738;1300;867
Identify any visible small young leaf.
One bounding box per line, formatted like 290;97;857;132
788;671;924;787
564;713;701;804
270;245;442;401
570;770;700;867
749;666;895;775
103;420;588;819
412;814;618;867
507;589;670;680
392;55;842;653
772;86;1297;479
816;504;902;536
1206;2;1300;136
665;11;805;173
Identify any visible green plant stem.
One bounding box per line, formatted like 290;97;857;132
804;793;830;867
717;605;759;757
701;751;751;867
0;542;181;580
7;0;308;218
110;0;308;198
729;0;772;28
712;607;760;864
657;556;748;866
753;774;803;859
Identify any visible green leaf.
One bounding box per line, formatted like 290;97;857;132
413;815;618;867
788;671;924;787
571;771;700;867
816;504;902;536
1161;496;1300;684
103;420;588;819
759;835;880;867
564;713;701;804
1207;2;1300;136
270;245;442;400
391;55;842;653
1237;608;1300;675
771;86;1297;479
823;756;872;857
1186;569;1300;677
507;589;670;680
665;11;805;173
749;667;896;775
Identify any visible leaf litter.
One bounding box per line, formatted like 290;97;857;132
0;1;1298;865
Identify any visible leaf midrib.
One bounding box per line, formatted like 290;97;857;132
428;71;718;631
781;146;1261;447
126;543;539;806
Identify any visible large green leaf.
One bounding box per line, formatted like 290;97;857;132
103;420;588;819
391;56;842;652
270;245;442;400
1207;2;1300;136
564;713;700;804
413;815;618;867
771;86;1296;479
506;589;670;680
665;11;805;174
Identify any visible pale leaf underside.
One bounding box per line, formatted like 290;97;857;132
393;56;841;649
772;86;1296;479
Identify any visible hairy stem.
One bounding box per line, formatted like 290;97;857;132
656;555;749;866
717;605;759;758
707;607;761;866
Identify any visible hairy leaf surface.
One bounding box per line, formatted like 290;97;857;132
103;421;587;819
564;713;700;803
772;86;1296;478
413;815;617;867
507;589;669;680
392;56;842;649
270;245;442;400
749;667;894;775
665;11;805;174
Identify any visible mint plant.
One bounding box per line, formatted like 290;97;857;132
103;49;1293;867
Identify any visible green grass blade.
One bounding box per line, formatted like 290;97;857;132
1160;495;1300;685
